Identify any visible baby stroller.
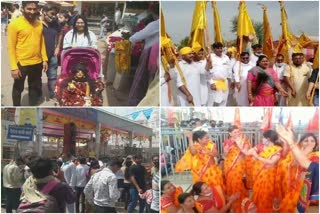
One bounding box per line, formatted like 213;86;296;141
55;48;104;106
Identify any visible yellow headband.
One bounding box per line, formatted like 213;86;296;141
180;47;192;55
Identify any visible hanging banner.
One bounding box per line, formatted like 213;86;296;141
43;112;96;130
142;108;153;120
47;108;97;122
7;125;34;141
132;112;140;120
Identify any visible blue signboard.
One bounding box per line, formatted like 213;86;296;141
7;125;34;141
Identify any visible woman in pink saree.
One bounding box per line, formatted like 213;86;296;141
247;55;288;106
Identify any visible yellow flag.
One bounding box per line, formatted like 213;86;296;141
313;47;319;69
237;1;256;37
262;6;274;59
293;33;312;53
212;1;223;43
277;1;297;62
161;9;166;38
189;1;207;49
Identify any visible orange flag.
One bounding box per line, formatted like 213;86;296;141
234;108;241;129
306;109;319;131
285;112;293;130
261;108;273;131
262;6;274;59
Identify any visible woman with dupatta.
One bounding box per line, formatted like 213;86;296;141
248;130;283;212
223;125;250;212
175;130;224;193
247;55;288;106
275;133;319;212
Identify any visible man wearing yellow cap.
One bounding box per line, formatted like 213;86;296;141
207;42;232;106
192;42;208;106
284;53;311;106
173;46;210;106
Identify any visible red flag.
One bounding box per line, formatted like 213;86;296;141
286;112;293;130
306;109;319;131
261;108;273;131
234;108;241;129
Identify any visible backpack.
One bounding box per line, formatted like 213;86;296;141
17;180;61;213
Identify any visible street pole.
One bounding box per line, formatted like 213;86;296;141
37;108;43;156
95;122;101;158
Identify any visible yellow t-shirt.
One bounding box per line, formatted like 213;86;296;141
8;16;48;70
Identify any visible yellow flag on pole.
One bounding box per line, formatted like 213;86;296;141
161;9;166;38
293;33;312;53
212;1;223;44
189;1;207;49
262;6;274;59
237;1;256;38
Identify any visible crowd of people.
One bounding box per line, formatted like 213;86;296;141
161;125;319;213
161;35;318;107
2;153;160;213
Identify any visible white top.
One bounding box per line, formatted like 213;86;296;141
196;60;209;105
115;168;124;180
174;60;206;106
63;30;97;49
84;167;120;207
3;161;23;188
247;41;259;66
129;19;159;49
61;161;76;185
273;63;288;81
71;164;90;187
233;61;254;106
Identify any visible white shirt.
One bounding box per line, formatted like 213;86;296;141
71;164;90;187
174;60;206;106
63;30;97;49
273;63;288;81
61;161;76;185
129;19;159;49
195;60;209;105
3;161;23;188
84;168;120;208
207;53;231;105
115;169;124;180
233;61;254;106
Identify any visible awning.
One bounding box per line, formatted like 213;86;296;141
38;1;74;7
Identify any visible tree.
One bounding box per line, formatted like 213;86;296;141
177;36;190;50
231;16;264;45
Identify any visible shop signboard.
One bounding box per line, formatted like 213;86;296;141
7;125;34;141
48;108;97;122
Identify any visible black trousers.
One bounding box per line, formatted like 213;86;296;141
75;186;85;213
93;204;117;213
5;187;22;213
12;62;43;106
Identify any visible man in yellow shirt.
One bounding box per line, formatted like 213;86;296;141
8;1;48;106
284;53;311;106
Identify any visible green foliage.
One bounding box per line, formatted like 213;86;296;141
177;36;190;50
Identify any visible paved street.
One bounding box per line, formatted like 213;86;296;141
1;31;128;106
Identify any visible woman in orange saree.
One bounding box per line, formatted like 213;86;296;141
249;130;283;213
275;133;319;213
175;130;224;191
223;125;250;212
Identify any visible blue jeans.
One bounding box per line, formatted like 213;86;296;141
127;187;146;213
99;27;105;39
313;92;319;106
46;55;58;98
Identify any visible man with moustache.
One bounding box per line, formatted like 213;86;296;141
40;3;62;100
174;46;211;106
207;42;231;106
8;1;48;106
233;52;254;106
284;53;311;106
272;53;288;106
